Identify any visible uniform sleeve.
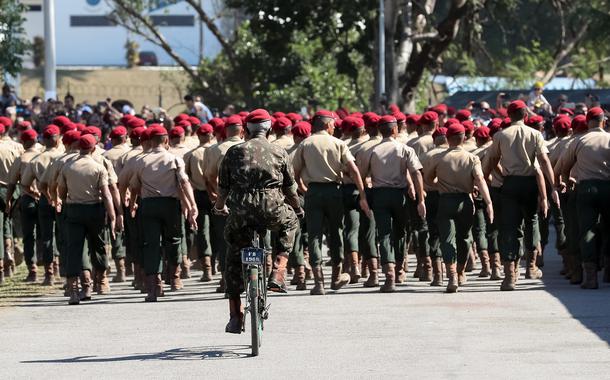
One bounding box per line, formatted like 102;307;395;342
339;141;355;165
7;158;22;185
484;137;501;173
356;148;372;179
102;158;118;185
291;143;304;174
174;156;189;183
217;149;232;197
57;167;67;191
405;146;423;172
98;167;109;188
534;131;548;155
128;165;142;190
472;155;483;178
39;160;54;186
280;151;296;191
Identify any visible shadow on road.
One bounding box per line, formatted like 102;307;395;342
21;345;252;363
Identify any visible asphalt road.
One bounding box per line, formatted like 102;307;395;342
1;245;610;379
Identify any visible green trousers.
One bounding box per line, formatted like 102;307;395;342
566;189;580;261
194;190;212;259
19;195;39;267
56;210;67;276
342;184;360;253
425;191;441;258
472;197;489;253
289;194;306;268
539;183;566;250
406;195;429;258
305;183;344;267
210;213;228;271
37;196;59;265
359;188;377;259
109;228;125;260
372;187;407;266
64;203;107;278
577;180;610;264
499;176;539;262
125;206;141;265
437;193;474;264
140;197;182;275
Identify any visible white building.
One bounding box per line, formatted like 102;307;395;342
21;0;233;66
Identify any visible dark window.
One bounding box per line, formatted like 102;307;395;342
150;15;195;27
70;15;194;27
70;15;116;27
28;5;42;11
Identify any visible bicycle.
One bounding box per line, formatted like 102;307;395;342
240;231;269;356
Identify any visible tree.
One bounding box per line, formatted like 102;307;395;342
0;0;30;77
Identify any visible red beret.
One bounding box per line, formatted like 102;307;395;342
500;117;512;129
586;107;604;122
528;115;545;126
286;112;303;125
197;123;213;135
456;109;471;122
473;126;491;139
149;125;168;136
226;114;244;126
393;112;407;123
110;126;127;138
446;123;465;137
175;120;191;129
272;111;286;119
83;126;102;139
388;104;400;114
431;104;448;115
169;126;185;138
60;122;77;134
140;128;153;142
444;118;460;127
313;110;335;120
129;126;146;139
238;111;249;117
362;112;380;128
52;115;71;127
79;134;97;150
419;111;439;125
173;113;190;123
18;121;32;130
43;125;60;138
553;117;571;133
432;127;447;139
462;120;475;133
487;118;502;130
272;116;292;131
126;117;146;129
377;115;397;126
350;112;363;119
292;121;312;138
62;130;81;145
119;114;134;125
572;115;588;132
447;106;457;116
245;109;270;124
75;123;86;132
558;107;574;116
406;114;420;124
341;116;364;132
20;129;38;142
0;116;13;128
507;100;527;114
209;117;225;132
188;116;201;126
0;125;4;134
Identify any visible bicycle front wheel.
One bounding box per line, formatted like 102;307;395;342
249;268;261;356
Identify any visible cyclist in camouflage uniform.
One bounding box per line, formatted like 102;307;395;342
214;109;301;334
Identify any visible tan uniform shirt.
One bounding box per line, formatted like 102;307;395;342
103;144;130;173
41;151;78;192
0;140;20;186
130;147;188;199
429;146;482;194
92;149;118;185
354;135;382;187
1;136;24;156
185;136;200;149
168;143;191;159
485;121;547;177
117;148;148;190
292;131;355;185
409;133;435;158
420;145;448;191
548;136;570;168
116;145;143;175
272;135;295;151
183;143;212;191
203;136;243;182
463;138;478;152
560;129;610;182
343;135;369;185
21;146;63;189
58;154;109;204
362;137;422;188
8;148;40;197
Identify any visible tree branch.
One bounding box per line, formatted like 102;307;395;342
541;20;590;83
184;0;237;62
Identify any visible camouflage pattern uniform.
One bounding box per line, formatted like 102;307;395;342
218;136;299;298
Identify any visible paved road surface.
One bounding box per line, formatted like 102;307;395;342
1;245;610;379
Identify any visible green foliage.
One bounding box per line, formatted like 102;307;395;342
0;0;30;77
500;41;553;87
192;21;372;111
125;39;140;68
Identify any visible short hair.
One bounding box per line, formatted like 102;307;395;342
508;108;527;122
378;122;396;137
152;135;167;145
246;120;271;135
183;95;194;102
226;123;243;135
312;116;333;131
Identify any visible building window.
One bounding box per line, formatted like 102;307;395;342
28;5;42;11
71;16;116;27
150;15;195;27
70;15;194;27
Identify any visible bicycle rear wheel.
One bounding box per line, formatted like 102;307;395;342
250;268;261;356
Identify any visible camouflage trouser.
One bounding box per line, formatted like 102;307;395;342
224;190;298;298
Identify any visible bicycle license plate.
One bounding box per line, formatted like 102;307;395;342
241;248;265;265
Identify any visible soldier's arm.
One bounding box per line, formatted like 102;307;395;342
280;154;301;211
4;159;20;213
101;185;116;238
474;167;494;224
535;166;548;219
346;160;371;217
482;139;500;178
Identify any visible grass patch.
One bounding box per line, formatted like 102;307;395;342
0;265;63;306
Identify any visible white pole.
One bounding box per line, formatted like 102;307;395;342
378;0;386;101
44;0;57;100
